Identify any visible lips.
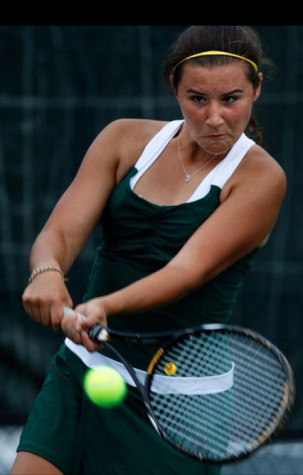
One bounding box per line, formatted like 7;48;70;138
206;134;227;139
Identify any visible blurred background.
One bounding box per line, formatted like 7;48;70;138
0;25;302;473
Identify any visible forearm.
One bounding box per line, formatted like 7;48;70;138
29;227;74;274
24;227;76;329
102;263;200;317
76;261;208;348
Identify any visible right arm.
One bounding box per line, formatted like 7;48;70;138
22;119;159;330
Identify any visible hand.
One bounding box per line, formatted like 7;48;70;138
22;272;73;331
61;299;108;352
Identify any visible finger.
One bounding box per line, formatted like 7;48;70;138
61;311;79;332
30;300;49;326
51;303;72;332
22;290;53;326
22;292;42;322
61;313;83;344
81;330;103;352
40;305;51;326
22;297;33;319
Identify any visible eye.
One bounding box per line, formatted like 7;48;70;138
191;95;205;103
223;95;238;104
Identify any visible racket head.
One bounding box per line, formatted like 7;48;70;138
144;324;295;464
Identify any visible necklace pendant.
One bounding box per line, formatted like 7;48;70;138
185;174;191;183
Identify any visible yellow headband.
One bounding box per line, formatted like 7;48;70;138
174;50;258;73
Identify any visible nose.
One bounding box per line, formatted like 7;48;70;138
205;103;225;128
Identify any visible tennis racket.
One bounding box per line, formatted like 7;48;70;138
63;306;295;464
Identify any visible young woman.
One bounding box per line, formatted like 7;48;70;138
11;26;286;474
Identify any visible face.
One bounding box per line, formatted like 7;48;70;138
173;62;262;156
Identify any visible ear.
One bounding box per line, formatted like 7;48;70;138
169;74;177;95
253;72;263;102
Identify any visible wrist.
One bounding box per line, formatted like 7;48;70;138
101;294;121;317
28;265;65;284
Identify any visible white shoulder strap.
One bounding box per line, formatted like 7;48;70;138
212;133;256;188
188;133;255;202
130;120;183;188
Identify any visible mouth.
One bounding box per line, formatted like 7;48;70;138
206;133;227;139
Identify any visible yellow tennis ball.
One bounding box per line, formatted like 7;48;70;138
83;366;127;408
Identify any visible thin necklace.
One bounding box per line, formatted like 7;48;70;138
177;134;217;183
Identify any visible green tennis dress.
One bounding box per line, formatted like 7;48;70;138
17;120;258;474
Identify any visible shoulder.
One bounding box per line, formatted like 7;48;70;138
109;117;168;132
81;118;169;179
99;118;170;179
102;118;169;146
88;118;169;152
245;144;286;190
222;143;287;202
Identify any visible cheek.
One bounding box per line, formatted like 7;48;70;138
228;104;253;128
181;104;206;124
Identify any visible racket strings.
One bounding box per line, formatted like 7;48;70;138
154;389;277;433
152;386;277;453
148;331;291;461
160;333;231;377
153;393;235;457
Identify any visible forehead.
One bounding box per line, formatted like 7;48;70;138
179;62;252;91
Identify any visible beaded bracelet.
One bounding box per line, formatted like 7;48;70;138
28;266;65;284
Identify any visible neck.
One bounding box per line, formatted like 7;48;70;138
177;134;220;183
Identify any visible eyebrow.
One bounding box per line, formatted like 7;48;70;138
186;88;244;95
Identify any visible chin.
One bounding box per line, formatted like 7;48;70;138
203;136;238;156
205;143;233;156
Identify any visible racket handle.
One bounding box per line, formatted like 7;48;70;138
87;323;109;343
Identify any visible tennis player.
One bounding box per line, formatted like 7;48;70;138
11;26;286;474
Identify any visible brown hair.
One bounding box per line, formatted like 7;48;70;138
164;26;271;143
